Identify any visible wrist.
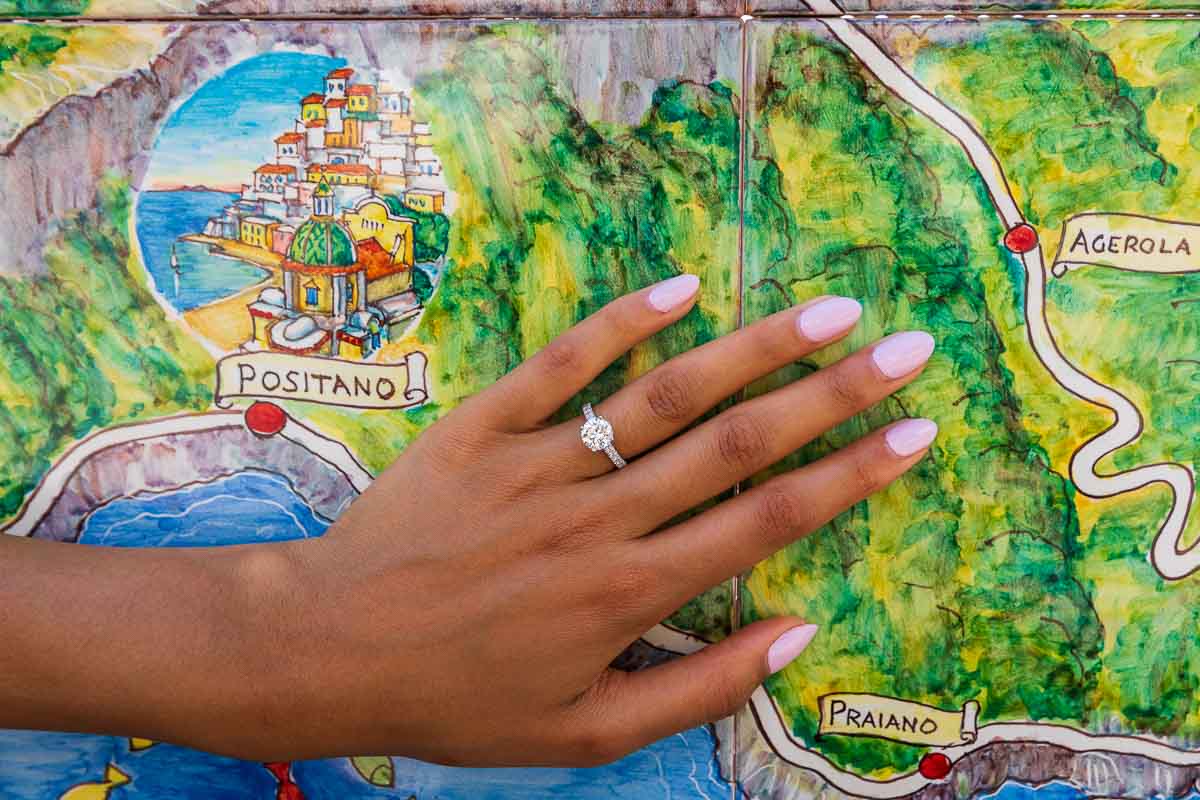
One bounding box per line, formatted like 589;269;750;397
197;541;321;754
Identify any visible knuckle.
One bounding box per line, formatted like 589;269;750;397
418;418;493;472
573;502;614;540
562;679;636;767
755;315;801;362
604;557;660;611
540;336;583;375
644;368;697;424
606;298;642;330
704;674;751;721
822;365;868;413
540;502;609;556
495;459;549;501
755;485;804;544
715;413;771;470
538;527;577;559
849;450;884;497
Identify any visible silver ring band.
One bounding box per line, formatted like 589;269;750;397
580;402;627;469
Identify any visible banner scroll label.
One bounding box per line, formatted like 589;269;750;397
215;350;429;410
818;693;979;747
1052;212;1200;277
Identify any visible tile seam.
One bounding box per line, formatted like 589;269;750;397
8;10;1200;22
729;12;750;799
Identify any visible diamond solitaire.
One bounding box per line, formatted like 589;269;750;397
581;416;614;451
580;403;627;469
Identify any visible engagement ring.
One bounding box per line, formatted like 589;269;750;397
580;403;627;470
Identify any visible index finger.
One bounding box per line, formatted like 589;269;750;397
474;274;702;431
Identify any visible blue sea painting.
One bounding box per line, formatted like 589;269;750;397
975;779;1200;800
0;727;730;800
294;727;731;800
144;51;347;193
135;51;356;314
980;781;1092;800
0;732;278;800
77;470;331;548
134;189;269;312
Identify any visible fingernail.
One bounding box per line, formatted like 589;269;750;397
796;296;862;341
767;624;819;674
871;331;935;379
647;274;701;312
885;418;938;457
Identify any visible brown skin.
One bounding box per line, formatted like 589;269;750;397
0;280;933;767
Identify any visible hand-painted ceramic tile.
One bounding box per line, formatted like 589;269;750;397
0;17;742;798
740;14;1200;799
752;1;1200;14
0;0;743;18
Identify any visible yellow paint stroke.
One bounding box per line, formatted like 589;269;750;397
0;25;171;145
59;764;130;800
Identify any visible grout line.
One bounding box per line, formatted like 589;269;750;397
5;9;1200;22
751;8;1200;17
729;14;751;799
3;13;737;21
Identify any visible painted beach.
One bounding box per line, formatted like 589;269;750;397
135;189;269;313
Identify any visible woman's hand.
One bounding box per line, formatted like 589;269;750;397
243;274;937;766
0;275;936;767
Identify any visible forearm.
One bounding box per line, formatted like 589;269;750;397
0;535;300;751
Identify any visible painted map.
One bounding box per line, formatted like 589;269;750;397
0;3;1198;800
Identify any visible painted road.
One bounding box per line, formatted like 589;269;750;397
804;0;1195;580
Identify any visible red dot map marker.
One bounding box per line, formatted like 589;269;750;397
1003;223;1039;254
245;401;286;437
918;752;953;780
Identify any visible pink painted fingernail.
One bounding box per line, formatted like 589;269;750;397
871;331;935;379
767;624;819;674
885;418;938;457
647;274;701;312
796;296;862;341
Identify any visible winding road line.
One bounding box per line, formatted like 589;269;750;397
644;623;1200;798
1;409;374;538
279;418;374;494
2;412;246;538
806;0;1195;580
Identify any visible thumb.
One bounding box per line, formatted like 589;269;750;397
563;618;818;766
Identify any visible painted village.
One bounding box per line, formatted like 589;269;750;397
182;65;450;361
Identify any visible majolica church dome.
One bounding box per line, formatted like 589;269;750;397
276;175;369;333
286;178;357;268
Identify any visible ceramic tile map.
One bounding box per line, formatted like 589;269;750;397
0;16;746;799
751;1;1200;13
1;6;1200;800
738;14;1200;800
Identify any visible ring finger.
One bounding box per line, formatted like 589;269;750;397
542;294;865;479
